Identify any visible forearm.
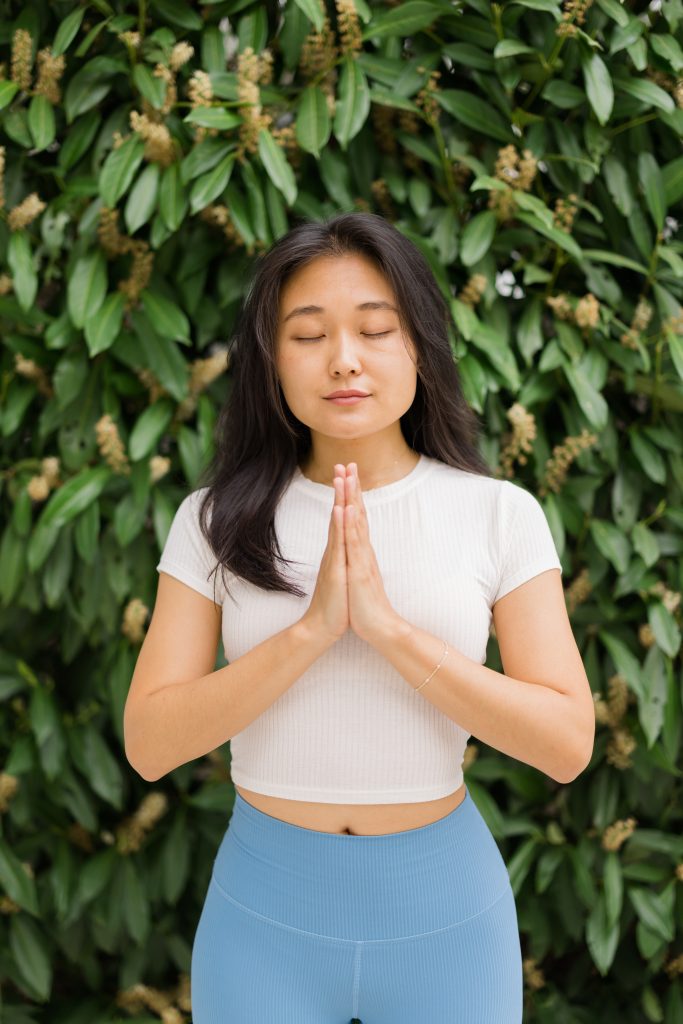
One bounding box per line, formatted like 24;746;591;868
127;617;335;782
369;617;588;784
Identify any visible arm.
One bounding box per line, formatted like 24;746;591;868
126;616;335;782
366;593;594;786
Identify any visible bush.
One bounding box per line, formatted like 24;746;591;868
1;0;682;1021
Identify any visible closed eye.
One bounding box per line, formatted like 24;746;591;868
295;332;392;342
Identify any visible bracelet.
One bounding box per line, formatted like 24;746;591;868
414;639;449;693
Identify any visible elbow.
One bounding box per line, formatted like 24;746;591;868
123;701;164;782
556;732;595;785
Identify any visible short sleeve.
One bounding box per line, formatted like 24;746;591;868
493;480;562;604
155;488;224;605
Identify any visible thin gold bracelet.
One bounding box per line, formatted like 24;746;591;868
414;639;449;693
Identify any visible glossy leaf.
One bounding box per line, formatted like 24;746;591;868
67;250;107;329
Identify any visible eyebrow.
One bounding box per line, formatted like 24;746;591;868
281;300;399;324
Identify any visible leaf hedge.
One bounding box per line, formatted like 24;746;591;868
1;0;682;1021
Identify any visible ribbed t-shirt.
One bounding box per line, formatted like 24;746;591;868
155;454;563;803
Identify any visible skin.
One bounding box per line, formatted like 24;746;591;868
274;252;421;489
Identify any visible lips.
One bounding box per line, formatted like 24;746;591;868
325;391;369;399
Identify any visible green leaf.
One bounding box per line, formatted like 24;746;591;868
494;39;535;58
39;470;111;532
451;299;479;341
7;230;38;312
470;322;520;390
121;858;151;944
133;63;167;110
161;808;191;904
648;603;681;660
613;73;675;112
649;32;683;72
334;55;371;150
603;155;634;216
628;885;676;943
0;837;39;915
63;57;120;122
296;84;331;157
10;915;52;1001
150;0;204;30
541;80;585;108
258;128;297;206
586;892;620;975
124;162;161;234
598;630;646;701
639;645;669;747
76;725;124;808
140;288;191;342
180;137;233;183
631;522;661;568
469;174;508;193
130;307;190;402
368;87;421;113
361;1;443;40
581;51;614;125
67;250;107;329
668;325;683;382
638;152;666;232
58;108;100;172
27;94;56;150
0;79;20;110
460;210;497;266
28;466;112;571
509;0;561;16
515;210;583;262
658;246;683;278
183;106;241;130
53;4;86;56
128;400;175;461
292;0;325;32
596;0;629;26
189;152;235;214
84;292;125;356
630;430;667;484
603;852;623;929
581;249;649;274
159;160;188;231
590;519;631;573
437;90;514;143
506;837;539;895
99;134;146;207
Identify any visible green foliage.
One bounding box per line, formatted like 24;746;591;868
1;0;683;1020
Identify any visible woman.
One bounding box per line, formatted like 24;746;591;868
125;212;594;1023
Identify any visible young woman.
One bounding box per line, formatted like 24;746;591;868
125;212;594;1023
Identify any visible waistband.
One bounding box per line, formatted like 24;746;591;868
210;787;513;941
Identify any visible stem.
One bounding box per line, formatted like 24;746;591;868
610;112;658;137
522;34;568;111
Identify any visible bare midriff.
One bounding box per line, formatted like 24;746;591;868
234;781;467;835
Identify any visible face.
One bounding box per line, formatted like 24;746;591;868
274;253;418;454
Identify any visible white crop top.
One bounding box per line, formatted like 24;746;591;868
155;454;563;803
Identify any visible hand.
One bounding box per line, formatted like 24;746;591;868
300;464;350;643
300;463;401;646
343;463;401;645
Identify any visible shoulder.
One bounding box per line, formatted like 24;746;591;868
426;458;501;498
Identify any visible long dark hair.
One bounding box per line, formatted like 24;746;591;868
196;211;493;604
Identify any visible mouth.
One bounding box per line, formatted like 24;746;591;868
324;395;370;405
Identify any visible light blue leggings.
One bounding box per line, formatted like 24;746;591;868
191;786;523;1023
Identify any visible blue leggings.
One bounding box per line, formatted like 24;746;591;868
191;786;523;1023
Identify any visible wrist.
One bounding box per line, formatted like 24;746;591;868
295;614;342;651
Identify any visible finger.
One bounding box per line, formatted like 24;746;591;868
350;464;366;515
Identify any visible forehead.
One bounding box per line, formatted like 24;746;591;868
279;255;400;322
